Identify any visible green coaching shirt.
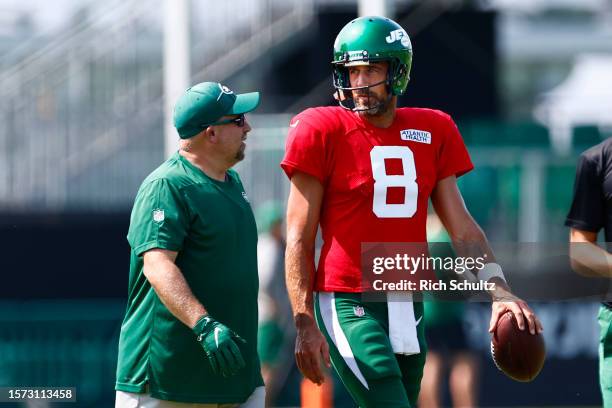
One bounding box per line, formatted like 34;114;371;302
115;152;263;403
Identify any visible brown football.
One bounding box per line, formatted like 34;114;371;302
491;311;546;382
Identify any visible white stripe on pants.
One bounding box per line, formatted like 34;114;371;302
115;386;265;408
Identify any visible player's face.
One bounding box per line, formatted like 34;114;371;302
348;62;390;114
213;114;251;164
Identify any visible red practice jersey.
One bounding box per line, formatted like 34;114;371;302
281;106;473;292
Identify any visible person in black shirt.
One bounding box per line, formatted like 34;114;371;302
566;137;612;407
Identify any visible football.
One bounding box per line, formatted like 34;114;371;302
491;311;546;382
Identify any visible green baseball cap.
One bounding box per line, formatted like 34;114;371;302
173;82;261;139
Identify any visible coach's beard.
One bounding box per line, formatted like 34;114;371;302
235;143;246;161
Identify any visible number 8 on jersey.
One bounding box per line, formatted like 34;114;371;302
370;146;418;218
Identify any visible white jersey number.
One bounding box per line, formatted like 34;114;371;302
370;146;418;218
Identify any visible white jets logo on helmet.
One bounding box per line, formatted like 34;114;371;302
386;29;411;47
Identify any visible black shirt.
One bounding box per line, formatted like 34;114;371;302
565;137;612;307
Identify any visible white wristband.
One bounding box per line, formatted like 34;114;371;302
478;262;506;283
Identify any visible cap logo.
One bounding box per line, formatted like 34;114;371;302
386;29;410;47
219;84;234;95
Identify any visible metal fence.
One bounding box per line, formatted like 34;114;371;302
0;107;587;243
0;0;314;212
0;300;124;408
0;0;590;243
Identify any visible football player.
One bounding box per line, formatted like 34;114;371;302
281;16;543;407
566;138;612;407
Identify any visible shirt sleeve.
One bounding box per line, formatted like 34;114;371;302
127;178;190;256
436;114;474;182
280;113;327;183
565;153;604;232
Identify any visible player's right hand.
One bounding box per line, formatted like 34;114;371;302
294;314;331;385
488;280;543;336
192;315;246;377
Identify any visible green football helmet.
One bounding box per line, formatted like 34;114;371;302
332;16;413;111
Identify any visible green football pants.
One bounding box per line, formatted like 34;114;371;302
599;305;612;407
314;292;426;408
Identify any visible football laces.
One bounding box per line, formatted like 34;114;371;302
490;341;503;371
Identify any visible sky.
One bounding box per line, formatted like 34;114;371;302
0;0;90;33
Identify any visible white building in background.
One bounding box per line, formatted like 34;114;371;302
488;0;611;13
534;54;612;155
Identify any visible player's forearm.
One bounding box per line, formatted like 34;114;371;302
569;241;612;278
144;260;207;328
448;221;518;296
285;238;317;326
284;173;323;327
449;221;497;267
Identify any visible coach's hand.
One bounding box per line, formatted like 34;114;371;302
192;315;246;377
488;278;543;335
295;313;331;385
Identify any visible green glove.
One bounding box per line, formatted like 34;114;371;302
192;315;246;377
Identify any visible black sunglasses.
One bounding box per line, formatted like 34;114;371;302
203;114;245;129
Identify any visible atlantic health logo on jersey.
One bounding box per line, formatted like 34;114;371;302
400;129;432;144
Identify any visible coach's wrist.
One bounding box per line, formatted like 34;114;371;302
191;314;213;336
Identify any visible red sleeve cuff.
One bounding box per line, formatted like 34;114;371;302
280;160;326;184
437;162;474;182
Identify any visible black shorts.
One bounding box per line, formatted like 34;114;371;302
425;321;469;354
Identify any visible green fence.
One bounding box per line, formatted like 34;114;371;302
0;300;124;407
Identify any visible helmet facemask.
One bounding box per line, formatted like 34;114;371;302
332;57;407;114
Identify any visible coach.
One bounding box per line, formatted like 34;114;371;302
115;82;264;408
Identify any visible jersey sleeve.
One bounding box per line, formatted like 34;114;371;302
436;114;474;182
565;152;604;232
280;113;327;183
127;178;190;256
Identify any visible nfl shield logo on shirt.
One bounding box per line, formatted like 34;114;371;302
241;191;249;203
353;306;365;317
152;209;165;223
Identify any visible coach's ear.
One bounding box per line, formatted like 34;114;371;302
205;126;217;143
